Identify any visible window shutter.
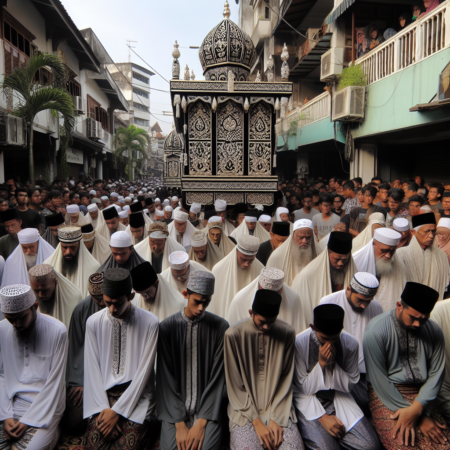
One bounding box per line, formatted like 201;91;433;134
4;43;12;76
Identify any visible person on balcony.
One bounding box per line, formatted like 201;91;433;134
420;0;440;18
360;24;385;56
399;12;412;29
412;3;424;21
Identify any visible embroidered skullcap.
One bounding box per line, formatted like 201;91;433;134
0;284;36;314
18;228;39;244
208;216;224;229
1;208;20;223
237;235;260;256
130;202;144;213
110;231;132;248
401;282;439;315
155;198;161;203
45;212;65;227
145;198;154;206
188;271;215;296
129;213;145;228
101;196;108;201
165;205;173;212
374;228;401;247
174;210;189;222
271;222;290;237
327;231;352;254
155;208;164;217
130;262;158;291
149;222;169;235
350;272;379;297
393;218;410;232
119;211;129;219
191;230;208;247
258;214;271;223
244;211;258;223
190;203;201;214
58;226;82;243
259;267;284;291
438;218;450;230
103;268;132;298
314;304;344;335
163;199;170;206
29;264;56;283
294;219;314;231
87;204;98;213
88;273;103;297
215;199;227;212
67;204;80;214
103;206;118;220
412;212;436;230
89;190;96;195
252;289;281;318
169;251;190;270
172;196;179;201
81;223;95;242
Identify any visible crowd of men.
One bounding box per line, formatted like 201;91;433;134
1;174;450;450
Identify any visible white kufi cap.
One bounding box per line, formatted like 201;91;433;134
119;211;129;219
350;272;379;296
87;204;98;212
294;219;314;231
110;231;132;248
174;210;189;222
374;228;401;246
258;214;271;223
438;218;450;229
18;228;39;244
169;251;189;269
190;203;201;214
67;205;80;214
393;218;410;232
215;199;226;212
0;284;36;314
191;230;208;247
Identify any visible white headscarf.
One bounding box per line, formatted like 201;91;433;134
168;219;197;252
230;220;270;243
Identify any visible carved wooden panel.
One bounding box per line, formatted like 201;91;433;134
249;102;272;176
188;101;212;175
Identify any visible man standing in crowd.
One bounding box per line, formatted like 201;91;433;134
0;208;22;260
15;188;41;232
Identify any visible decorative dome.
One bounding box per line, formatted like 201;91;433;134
163;129;184;152
199;2;256;78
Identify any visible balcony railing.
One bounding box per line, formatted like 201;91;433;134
357;1;449;85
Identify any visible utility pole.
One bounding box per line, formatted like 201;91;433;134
126;40;137;62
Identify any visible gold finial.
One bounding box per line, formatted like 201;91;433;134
223;0;231;19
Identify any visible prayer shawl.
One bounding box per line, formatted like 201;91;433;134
209;248;264;318
207;228;235;256
83;305;159;424
67;296;103;388
315;232;331;254
65;212;91;227
44;242;100;298
89;211;104;230
230;221;270;243
397;236;449;300
226;277;308;334
224;318;297;429
353;239;409;311
1;236;55;287
125;223;151;246
97;249;145;273
42;227;59;249
293;329;363;432
134;236;185;272
222;218;235;236
168;220;197;252
89;233;111;265
188;237;224;270
132;273;186;321
319;290;383;372
160;260;210;295
351;213;385;253
0;312;68;427
95;220;127;242
435;234;450;266
291;249;357;325
266;234;318;287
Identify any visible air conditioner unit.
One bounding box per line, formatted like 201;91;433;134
332;86;365;122
0;115;26;146
320;48;345;82
86;117;102;139
73;96;84;114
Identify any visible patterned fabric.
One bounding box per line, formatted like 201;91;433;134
230;420;303;450
386;208;411;227
0;284;35;314
0;420;38;450
368;383;450;450
343;197;359;215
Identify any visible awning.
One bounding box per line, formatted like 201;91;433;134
410;98;450;112
324;0;356;24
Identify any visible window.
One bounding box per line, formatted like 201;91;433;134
34;67;52;86
133;87;149;99
133;102;149;112
265;7;270;19
134;118;149;127
67;79;81;97
133;71;149;84
100;108;109;131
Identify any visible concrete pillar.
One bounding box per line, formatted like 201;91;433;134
96;158;103;179
351;144;377;183
0;152;4;183
83;152;89;176
297;151;309;178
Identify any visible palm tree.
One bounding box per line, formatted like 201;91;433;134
114;125;149;180
0;53;76;187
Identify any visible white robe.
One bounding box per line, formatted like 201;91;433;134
0;312;67;428
168;220;197;253
65;212;91;227
353;238;409;311
89;233;112;266
230;221;270;243
293;328;363;432
209;247;264;319
125;223;151;246
96;221;127;242
1;236;55;288
134;236;185;272
83;306;159;424
319;290;383;373
351;213;386;253
160;261;210;295
226;277;308;334
206;229;235;257
89;211;104;230
222;218;235;236
188;238;224;271
132;274;186;321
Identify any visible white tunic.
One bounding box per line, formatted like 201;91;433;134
0;312;68;427
83;305;159;424
319;290;383;372
168;221;197;253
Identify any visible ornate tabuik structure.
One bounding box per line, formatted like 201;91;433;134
170;1;293;206
163;126;184;189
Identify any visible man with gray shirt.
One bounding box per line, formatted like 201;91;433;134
312;194;341;241
294;191;320;221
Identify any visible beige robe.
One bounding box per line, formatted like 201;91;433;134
160;260;210;295
134;236;185;272
90;233;112;265
96;221;127;242
125;223;151;246
206;229;235;257
188;238;224;270
230;221;270;243
351;213;386;253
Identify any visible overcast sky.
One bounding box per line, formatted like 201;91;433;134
61;0;239;134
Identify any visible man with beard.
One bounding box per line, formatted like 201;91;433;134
255;221;289;266
98;231;145;272
44;227;100;297
206;216;235;256
230;210;271;242
214;199;235;235
0;208;21;260
188;230;224;271
397;212;449;299
163;206;174;224
393;217;412;248
81;223;111;265
267;219;318;286
364;282;450;449
0;284;68;450
131;261;185;321
65;204;90;227
96;206;126;241
292;231;357;325
1;228;54;288
64;273;105;435
168;209;197;252
320;272;383;415
353;228;408;311
42;212;65;248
